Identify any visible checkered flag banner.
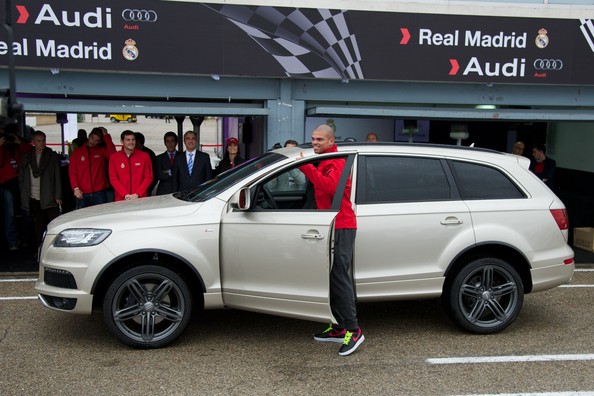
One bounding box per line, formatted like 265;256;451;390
580;19;594;52
203;4;364;79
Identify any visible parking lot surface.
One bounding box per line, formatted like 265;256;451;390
0;266;592;395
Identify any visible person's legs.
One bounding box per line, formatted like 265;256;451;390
0;187;19;249
330;229;358;330
90;190;107;206
29;199;44;248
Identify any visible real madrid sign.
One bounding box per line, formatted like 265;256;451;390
0;0;593;85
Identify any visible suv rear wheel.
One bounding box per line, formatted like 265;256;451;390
444;257;524;334
103;265;192;348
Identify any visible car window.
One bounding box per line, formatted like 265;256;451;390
175;152;285;202
449;160;526;200
357;156;452;203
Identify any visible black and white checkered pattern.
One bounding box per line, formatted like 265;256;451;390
580;19;594;52
204;4;364;79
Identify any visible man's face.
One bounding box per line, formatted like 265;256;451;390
87;134;101;148
164;136;177;152
311;129;334;154
184;133;197;152
532;148;544;161
122;134;136;152
366;134;378;142
32;134;46;151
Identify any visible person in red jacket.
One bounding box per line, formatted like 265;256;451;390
69;127;116;209
0;125;32;250
108;130;153;201
299;124;364;357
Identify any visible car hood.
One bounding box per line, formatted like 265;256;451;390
48;194;201;232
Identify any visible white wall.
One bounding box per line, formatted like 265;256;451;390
549;121;594;172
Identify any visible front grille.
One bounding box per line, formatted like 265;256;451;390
44;267;77;289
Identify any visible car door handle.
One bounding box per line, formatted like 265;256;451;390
440;217;463;225
301;233;324;240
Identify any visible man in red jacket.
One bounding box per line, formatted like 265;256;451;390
0;125;32;250
299;124;364;356
108;130;153;201
69;127;116;209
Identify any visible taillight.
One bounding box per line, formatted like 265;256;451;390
550;208;569;230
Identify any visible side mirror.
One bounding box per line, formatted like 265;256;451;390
230;187;251;210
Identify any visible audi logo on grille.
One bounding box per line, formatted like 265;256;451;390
122;9;158;22
533;59;563;71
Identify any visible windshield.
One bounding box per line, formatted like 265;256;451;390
173;152;286;202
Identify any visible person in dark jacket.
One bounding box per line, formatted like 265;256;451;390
19;131;62;248
172;131;212;191
530;143;556;190
155;131;180;195
214;137;244;176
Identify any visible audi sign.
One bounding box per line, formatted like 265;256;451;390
533;59;564;71
121;9;158;23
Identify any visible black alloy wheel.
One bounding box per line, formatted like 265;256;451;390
103;265;192;348
445;257;524;334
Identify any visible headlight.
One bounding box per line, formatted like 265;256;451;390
54;229;111;247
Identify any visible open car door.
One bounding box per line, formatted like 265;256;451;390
219;154;355;323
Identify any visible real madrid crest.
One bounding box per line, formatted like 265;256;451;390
121;163;126;169
122;39;139;61
80;156;85;161
535;28;549;49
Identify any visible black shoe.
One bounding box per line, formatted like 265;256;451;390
338;327;365;356
313;324;346;343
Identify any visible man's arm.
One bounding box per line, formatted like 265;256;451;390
300;160;343;196
108;155;128;198
135;153;154;196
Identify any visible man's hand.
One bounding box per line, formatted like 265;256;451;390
73;187;83;199
124;193;139;200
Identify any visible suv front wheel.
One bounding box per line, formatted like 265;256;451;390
444;257;524;334
103;265;192;348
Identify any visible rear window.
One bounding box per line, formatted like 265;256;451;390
357;156;452;203
449;160;525;200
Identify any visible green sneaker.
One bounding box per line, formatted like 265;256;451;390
338;327;365;356
313;324;346;343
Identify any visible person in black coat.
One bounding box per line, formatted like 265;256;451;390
529;143;556;190
214;137;245;176
155;131;180;195
172;131;212;192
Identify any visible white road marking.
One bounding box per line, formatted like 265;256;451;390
0;296;37;301
426;354;594;364
0;278;37;282
458;392;594;396
560;285;594;288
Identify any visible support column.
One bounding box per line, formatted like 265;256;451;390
175;116;185;152
266;80;306;149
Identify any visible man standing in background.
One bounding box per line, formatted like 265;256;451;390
108;130;153;201
155;131;180;195
69;127;116;208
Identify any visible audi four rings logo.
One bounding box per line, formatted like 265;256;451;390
122;9;158;22
533;59;563;70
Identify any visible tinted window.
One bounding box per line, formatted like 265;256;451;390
450;160;525;200
360;156;451;203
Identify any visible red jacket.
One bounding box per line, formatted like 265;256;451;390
299;144;357;229
0;142;31;184
68;136;116;193
108;149;153;201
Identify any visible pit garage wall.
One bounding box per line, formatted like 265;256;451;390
548;121;594;229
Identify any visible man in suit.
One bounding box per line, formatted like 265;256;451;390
172;130;212;192
155;131;180;195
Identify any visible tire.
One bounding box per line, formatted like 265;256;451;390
444;257;524;334
126;117;133;123
103;265;192;348
110;117;117;123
